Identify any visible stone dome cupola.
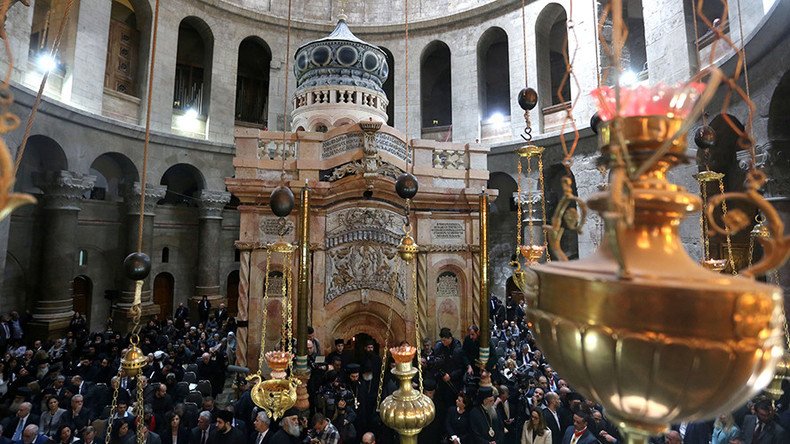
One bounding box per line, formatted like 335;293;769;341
291;16;390;132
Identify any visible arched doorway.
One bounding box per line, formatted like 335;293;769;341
420;41;452;141
72;276;93;325
153;272;175;319
226;270;240;316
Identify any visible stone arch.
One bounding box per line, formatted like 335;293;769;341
477;27;511;123
535;3;569;110
236;36;272;126
328;299;408;348
420;40;452;138
173;16;215;117
379;46;395;127
105;0;153;99
15;135;69;193
432;259;469;338
159;163;206;206
308;118;330;133
88;152;139;201
333;117;355;127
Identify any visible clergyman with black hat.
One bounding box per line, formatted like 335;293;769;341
468;386;505;444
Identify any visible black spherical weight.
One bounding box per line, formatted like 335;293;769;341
694;125;716;150
395;173;419;200
590;112;602;135
270;186;295;218
123;252;151;281
518;88;538;111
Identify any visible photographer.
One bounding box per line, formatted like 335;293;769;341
308;413;339;444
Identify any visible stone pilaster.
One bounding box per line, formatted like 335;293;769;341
193;190;231;307
29;171;95;339
113;183;166;331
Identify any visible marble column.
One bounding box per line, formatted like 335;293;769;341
113;183;166;330
193;190;231;307
29;171;95;338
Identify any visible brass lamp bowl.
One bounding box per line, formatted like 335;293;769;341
527;116;784;437
520;244;546;264
391;345;417;363
121;345;147;378
248;373;300;421
265;350;293;379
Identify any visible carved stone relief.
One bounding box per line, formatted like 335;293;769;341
325;207;406;302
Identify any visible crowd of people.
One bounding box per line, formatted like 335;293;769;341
1;292;789;444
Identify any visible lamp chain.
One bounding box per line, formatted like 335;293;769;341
412;259;423;393
526;156;534;247
259;249;273;374
539;154;550;262
516;157;523;252
376;258;402;411
717;177;737;275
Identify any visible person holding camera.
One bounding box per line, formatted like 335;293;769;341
309;414;339;444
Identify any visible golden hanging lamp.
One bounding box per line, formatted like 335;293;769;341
379;346;435;444
526;77;785;441
512;143;548;294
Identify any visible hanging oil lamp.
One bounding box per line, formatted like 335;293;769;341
247;186;301;420
380;346;436;444
694;170;730;272
512;87;548;294
525;79;785;441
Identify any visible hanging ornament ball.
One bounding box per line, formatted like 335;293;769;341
123;252;151;281
395;173;419;200
694;125;716;150
518;88;538;111
590;112;602;135
270;186;295;218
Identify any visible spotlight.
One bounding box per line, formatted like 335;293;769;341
620;70;638;86
185;108;199;119
488;112;506;128
36;53;58;73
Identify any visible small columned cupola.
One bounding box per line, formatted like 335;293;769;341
292;15;390;132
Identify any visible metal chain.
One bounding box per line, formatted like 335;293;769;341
103;369;124;444
135;373;145;444
376;257;402;411
747;234;754;268
259;249;273;374
516;157;523;251
699;180;710;261
526;156;534;246
412;258;423;393
718;177;737;275
284;250;294;373
538;154;550;262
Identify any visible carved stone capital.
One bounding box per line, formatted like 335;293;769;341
123;182;167;216
198;190;231;219
33;170;95;211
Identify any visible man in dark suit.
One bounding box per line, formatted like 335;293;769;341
250;411;272;444
469;386;505;444
199;296;211;324
81;426;102;444
212;411;245;444
542;392;563;444
62;394;92;432
192;411;215;444
495;386;519;444
19;425;50;444
2;402;38;441
175;303;189;326
215;304;228;326
741;399;787;444
560;412;597;444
